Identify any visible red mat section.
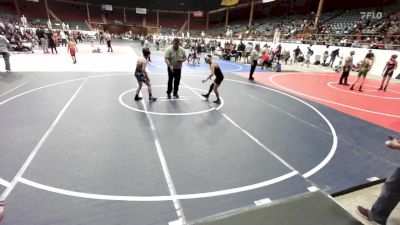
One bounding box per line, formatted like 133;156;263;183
234;71;400;132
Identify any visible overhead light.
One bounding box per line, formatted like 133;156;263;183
262;0;275;2
180;2;184;5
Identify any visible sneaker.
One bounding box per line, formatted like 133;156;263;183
249;77;254;80
201;94;209;100
344;83;350;86
166;92;171;99
149;97;157;102
6;69;11;72
134;96;142;101
173;94;179;98
213;99;221;104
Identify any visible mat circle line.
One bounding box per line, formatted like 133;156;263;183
0;73;337;201
119;85;224;116
327;82;400;100
269;73;400;118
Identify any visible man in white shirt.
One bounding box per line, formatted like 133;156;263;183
106;33;113;52
0;32;11;72
60;30;67;47
338;50;355;85
249;44;260;80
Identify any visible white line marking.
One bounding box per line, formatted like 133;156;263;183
254;197;271;206
158;96;188;99
0;82;27;98
138;91;186;222
18;171;298;201
0;79;88;201
119;86;224;116
0;78;86;107
221;113;298;171
245;93;333;136
182;81;299;173
0;73;130;108
158;98;189;102
362;84;400;94
269;74;400;118
367;177;380;182
225;78;338;178
307;186;319;192
327;82;400;100
1;73;330;200
0;178;10;187
169;219;184;225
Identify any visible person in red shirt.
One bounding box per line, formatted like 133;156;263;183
261;51;270;69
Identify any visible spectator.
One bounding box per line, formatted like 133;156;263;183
329;48;340;67
322;51;329;65
294;46;301;63
0;31;11;72
0;201;4;222
261;50;270;69
248;44;260;80
357;137;400;225
244;42;253;63
338;50;355;85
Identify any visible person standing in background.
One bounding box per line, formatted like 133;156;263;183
0;201;4;222
338;50;355;85
378;54;398;91
0;31;11;72
329;48;340;67
47;30;57;54
357;137;400;225
60;30;67;47
67;38;78;64
244;42;253;63
249;44;260;80
106;32;113;52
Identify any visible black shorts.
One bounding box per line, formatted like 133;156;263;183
135;73;148;82
107;40;111;47
384;69;394;77
215;76;224;85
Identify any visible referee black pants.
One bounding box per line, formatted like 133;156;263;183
167;68;182;95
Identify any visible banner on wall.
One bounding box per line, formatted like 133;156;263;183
221;0;239;6
136;8;147;14
193;11;203;17
101;4;113;11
